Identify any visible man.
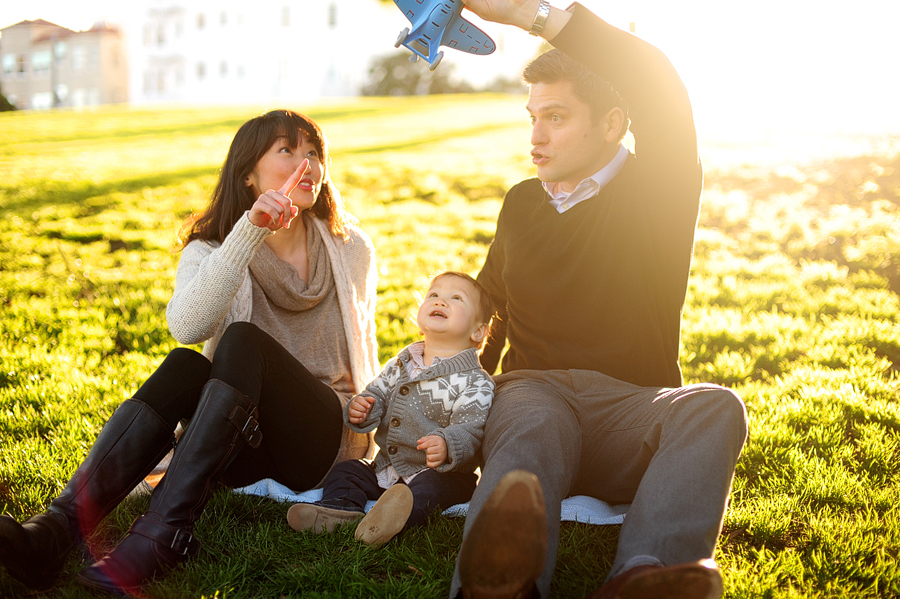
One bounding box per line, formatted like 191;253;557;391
451;1;749;598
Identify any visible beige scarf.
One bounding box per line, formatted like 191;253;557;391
248;213;353;395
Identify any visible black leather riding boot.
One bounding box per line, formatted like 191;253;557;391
76;379;262;594
0;399;175;590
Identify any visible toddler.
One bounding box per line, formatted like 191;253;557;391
287;271;494;546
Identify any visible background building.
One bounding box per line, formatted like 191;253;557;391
0;19;128;110
0;1;539;110
125;0;402;105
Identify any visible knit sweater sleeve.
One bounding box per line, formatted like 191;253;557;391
430;370;494;473
551;4;702;253
549;3;702;316
343;358;397;433
166;213;272;345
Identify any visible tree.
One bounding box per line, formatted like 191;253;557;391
0;85;15;111
362;52;474;96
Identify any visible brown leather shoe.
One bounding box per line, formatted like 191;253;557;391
587;559;723;599
459;470;547;599
355;484;414;547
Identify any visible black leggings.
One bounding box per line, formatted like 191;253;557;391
134;322;344;491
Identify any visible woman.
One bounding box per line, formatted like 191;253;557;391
0;110;379;594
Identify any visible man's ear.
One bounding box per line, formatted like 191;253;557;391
603;107;626;142
471;323;489;345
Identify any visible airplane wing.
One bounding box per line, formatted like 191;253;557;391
442;13;496;56
393;0;422;22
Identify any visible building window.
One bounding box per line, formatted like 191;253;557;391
282;6;290;26
16;54;27;74
157;24;165;45
32;50;51;73
197;62;206;79
54;42;67;63
220;11;227;26
329;4;337;28
31;92;53;109
220;61;228;77
2;54;14;75
144;24;152;46
54;84;69;103
197;13;205;30
73;46;87;70
89;47;100;68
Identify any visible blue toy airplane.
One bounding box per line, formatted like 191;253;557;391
392;0;496;70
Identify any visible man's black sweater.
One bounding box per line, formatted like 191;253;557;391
477;3;702;389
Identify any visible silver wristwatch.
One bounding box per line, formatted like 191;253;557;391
529;0;552;36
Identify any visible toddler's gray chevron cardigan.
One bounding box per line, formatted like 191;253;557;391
344;341;494;479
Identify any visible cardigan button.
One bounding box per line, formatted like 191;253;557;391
388;445;398;455
390;418;401;427
399;386;410;396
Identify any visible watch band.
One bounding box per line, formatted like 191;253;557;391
529;0;551;36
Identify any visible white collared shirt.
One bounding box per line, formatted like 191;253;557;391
542;143;628;214
404;341;446;378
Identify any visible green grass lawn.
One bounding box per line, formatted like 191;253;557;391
1;97;899;598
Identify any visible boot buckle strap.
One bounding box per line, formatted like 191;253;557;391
130;516;199;558
169;528;194;556
228;406;263;449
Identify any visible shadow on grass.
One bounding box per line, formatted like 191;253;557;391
0;166;218;215
0;107;400;149
337;122;520;156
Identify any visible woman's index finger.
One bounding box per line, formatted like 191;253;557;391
278;159;309;195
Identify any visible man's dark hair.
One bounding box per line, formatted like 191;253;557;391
523;49;630;141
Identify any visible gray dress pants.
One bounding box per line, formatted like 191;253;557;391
449;369;749;598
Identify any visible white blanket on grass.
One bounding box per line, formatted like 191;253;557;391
234;478;628;525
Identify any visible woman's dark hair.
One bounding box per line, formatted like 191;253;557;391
179;109;350;247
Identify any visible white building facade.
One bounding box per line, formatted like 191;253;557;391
0;20;128;110
125;0;400;105
1;1;540;109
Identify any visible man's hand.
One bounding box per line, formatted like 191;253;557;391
462;0;571;39
348;395;376;424
248;159;307;231
462;0;540;31
416;435;448;468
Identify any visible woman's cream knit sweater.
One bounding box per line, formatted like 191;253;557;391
166;212;380;462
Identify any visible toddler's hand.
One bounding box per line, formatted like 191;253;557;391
416;435;448;468
348;395;375;424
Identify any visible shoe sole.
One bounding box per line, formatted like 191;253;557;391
354;484;414;547
459;470;547;599
621;561;724;599
286;503;362;534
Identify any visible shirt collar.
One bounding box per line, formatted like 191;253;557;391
542;143;628;213
405;341;448;377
